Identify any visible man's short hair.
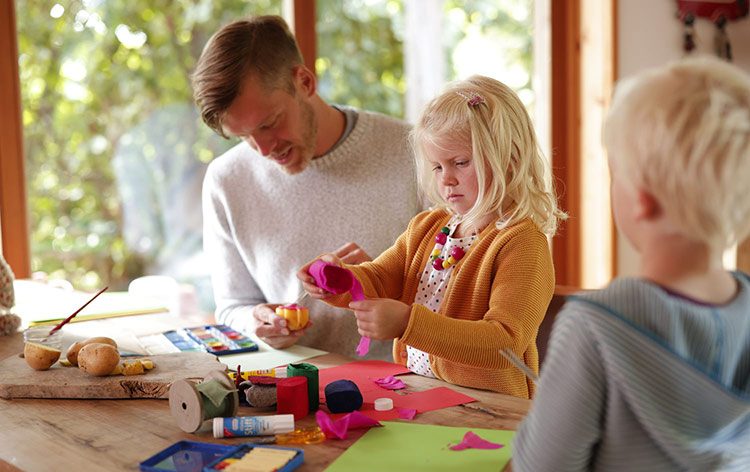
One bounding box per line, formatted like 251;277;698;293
192;15;303;137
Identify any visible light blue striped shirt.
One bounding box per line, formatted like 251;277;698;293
514;273;750;471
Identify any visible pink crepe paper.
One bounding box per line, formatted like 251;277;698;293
373;375;406;390
315;410;382;440
449;431;504;451
397;408;417;420
308;260;370;356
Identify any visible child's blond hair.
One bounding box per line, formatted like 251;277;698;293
604;56;750;250
412;75;565;235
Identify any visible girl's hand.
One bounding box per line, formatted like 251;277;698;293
296;253;343;299
348;298;411;340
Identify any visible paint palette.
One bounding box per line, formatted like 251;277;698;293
139;325;258;356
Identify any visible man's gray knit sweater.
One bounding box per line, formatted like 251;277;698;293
202;109;421;359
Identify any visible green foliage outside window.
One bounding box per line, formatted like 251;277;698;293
317;0;406;118
18;0;280;290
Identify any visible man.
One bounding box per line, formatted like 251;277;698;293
192;16;421;358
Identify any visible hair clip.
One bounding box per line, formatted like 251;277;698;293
467;94;484;107
455;91;485;108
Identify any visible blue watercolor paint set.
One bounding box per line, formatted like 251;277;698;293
139;324;258;356
139;440;303;472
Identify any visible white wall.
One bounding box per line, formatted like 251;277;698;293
616;0;750;276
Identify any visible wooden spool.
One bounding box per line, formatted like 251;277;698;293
168;370;239;433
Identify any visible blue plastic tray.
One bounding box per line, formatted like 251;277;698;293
139;440;234;472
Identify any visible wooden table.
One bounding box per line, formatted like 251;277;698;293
0;313;530;471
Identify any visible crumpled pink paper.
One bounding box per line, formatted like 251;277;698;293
373;375;406;390
397;408;417;420
308;260;370;356
449;431;504;451
315;410;382;440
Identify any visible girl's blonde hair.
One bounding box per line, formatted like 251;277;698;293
412;75;565;234
604;56;750;250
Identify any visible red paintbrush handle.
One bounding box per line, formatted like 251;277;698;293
48;286;109;334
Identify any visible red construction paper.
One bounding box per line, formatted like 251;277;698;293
318;361;477;421
316;410;382;440
318;360;410;401
449;431;504;451
308;260;371;356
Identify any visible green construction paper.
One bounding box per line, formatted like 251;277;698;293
326;421;515;471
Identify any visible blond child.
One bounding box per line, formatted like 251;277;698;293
298;75;565;397
514;56;750;470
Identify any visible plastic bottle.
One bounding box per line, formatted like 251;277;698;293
213;414;294;439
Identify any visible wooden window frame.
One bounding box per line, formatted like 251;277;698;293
1;0;625;285
0;0;30;278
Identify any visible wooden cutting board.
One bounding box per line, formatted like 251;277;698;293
0;352;225;399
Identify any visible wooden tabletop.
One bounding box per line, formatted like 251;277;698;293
0;314;530;471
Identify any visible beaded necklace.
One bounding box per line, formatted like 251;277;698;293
429;225;473;270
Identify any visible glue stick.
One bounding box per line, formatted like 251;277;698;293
213;414;294;439
229;367;288;381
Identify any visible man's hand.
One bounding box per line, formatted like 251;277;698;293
348;298;411;340
252;303;309;349
334;242;371;264
296;253;343;299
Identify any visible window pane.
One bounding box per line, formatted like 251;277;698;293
444;0;535;110
17;1;281;303
316;0;406;118
316;1;537;123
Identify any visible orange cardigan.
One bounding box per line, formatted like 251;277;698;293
328;209;554;398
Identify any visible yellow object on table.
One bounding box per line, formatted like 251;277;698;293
275;304;309;330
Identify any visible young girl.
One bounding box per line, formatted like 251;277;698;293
298;75;565;397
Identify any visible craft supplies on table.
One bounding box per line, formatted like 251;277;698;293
229;367;287;381
169;371;240;433
277;376;309;420
286;362;319;410
139;441;304;472
212;414;294;439
139;324;258;356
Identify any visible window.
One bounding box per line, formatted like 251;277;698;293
16;1;281;306
4;1;616;297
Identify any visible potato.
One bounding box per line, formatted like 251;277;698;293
66;336;117;366
78;343;120;376
24;342;62;371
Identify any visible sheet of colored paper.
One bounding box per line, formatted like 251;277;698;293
326;421;515;471
318;360;410;401
318;361;477;421
219;341;327;372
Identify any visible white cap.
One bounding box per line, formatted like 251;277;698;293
271;414;295;434
213;417;225;438
374;398;394;411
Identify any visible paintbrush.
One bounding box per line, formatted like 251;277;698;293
291;291;309;306
499;348;539;385
46;286;109;337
